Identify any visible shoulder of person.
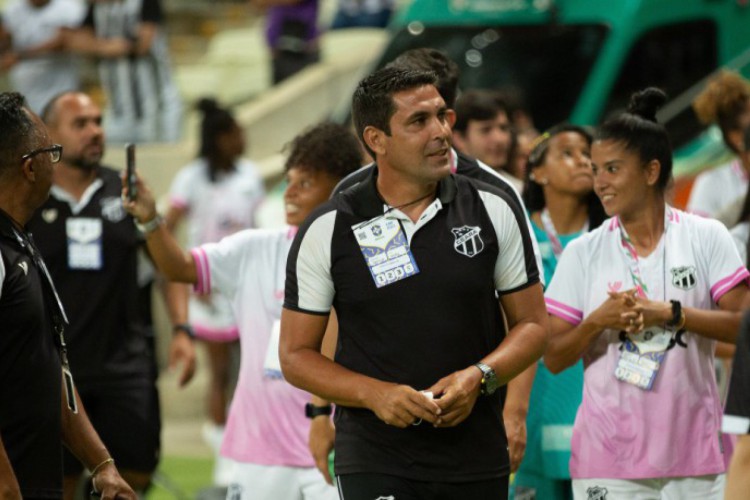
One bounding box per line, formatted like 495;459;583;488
332;163;374;198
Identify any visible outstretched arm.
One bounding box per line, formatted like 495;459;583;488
122;172;197;283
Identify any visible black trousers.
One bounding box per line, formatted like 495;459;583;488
337;472;509;500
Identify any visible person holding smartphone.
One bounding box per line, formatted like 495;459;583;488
123;122;363;500
27;91;195;497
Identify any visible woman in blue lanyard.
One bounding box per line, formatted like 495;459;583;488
512;124;606;500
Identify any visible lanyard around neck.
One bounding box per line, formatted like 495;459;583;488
540;208;589;259
615;207;671;299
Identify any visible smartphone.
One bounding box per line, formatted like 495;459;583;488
125;143;137;202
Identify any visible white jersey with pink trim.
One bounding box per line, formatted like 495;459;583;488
545;207;749;480
169;157;265;248
687;158;748;219
190;227;316;467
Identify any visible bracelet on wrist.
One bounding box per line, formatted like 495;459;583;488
90;457;114;477
172;323;196;340
134;214;163;234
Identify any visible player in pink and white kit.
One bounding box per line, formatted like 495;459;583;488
544;88;750;499
123;122;363;499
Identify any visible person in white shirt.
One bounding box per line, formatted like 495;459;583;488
688;70;750;219
165;98;265;486
546;87;750;499
0;0;85;113
123;122;363;500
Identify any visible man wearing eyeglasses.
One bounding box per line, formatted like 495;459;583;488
0;91;136;499
25;91;195;497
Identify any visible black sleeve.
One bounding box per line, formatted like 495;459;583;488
725;310;750;433
82;4;94;29
140;0;164;24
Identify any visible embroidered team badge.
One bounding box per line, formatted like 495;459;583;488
452;225;484;258
671;266;697;290
41;208;58;223
100;196;127;223
586;486;608;500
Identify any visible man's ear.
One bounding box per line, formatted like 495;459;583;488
363;125;386;157
446;109;457;128
21;157;35;181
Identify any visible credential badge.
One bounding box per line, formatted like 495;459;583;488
671;266;697;290
452;225;484;258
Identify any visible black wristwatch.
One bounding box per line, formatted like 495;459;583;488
305;403;332;419
474;362;499;396
172;323;196;340
667;300;682;328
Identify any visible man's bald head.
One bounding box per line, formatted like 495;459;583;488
41;92;104;170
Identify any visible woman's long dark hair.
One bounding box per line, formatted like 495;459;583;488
196;98;239;182
522;123;606;230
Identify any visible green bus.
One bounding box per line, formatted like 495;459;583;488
374;0;750;191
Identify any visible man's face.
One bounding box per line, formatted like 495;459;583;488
47;94;104;171
455;111;512;172
371;85;453;183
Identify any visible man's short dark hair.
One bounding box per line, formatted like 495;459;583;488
0;92;35;177
352;67;437;157
387;49;460;108
453;90;510;133
284;122;363;181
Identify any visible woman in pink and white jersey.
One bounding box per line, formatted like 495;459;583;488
544;88;750;499
126;123;363;500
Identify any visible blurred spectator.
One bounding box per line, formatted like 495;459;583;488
330;0;393;29
251;0;320;84
688;70;750;219
165;97;265;486
453;89;523;192
511;127;539;184
0;0;85;113
65;0;182;143
29;91;195;497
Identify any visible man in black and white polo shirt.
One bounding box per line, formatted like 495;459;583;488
280;67;548;499
723;310;750;498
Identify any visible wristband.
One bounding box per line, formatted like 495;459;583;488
134;214;163;234
667;300;682;328
172;324;196;340
305;403;332;419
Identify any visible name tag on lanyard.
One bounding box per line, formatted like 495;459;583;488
66;218;103;270
352;217;420;288
615;328;672;390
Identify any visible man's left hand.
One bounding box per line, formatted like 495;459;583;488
503;410;527;472
92;463;136;500
427;366;482;427
168;330;196;387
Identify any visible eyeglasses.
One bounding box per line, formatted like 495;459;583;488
22;144;63;164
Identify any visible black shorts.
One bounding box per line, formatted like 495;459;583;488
336;473;509;500
63;379;161;476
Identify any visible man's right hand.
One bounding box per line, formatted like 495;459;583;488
120;171;156;224
368;384;441;428
308;415;335;485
